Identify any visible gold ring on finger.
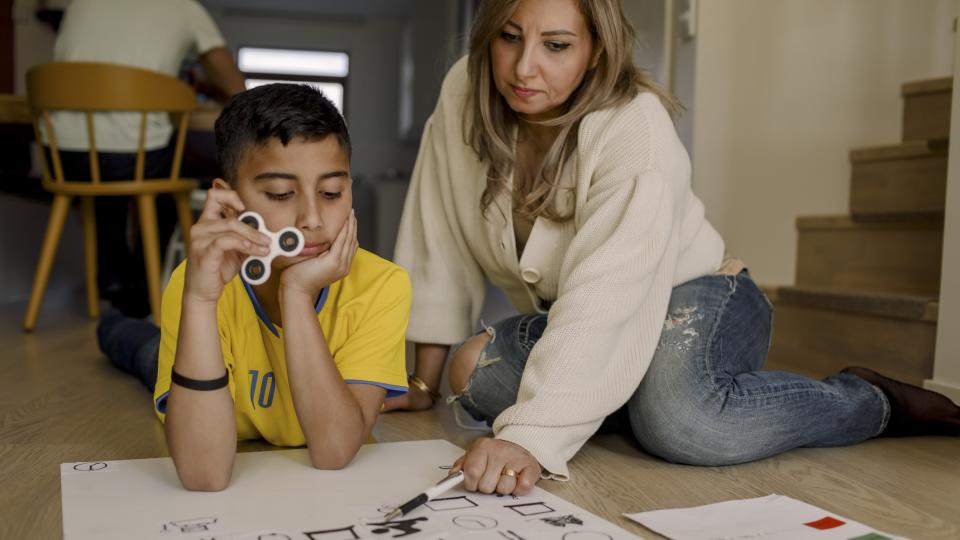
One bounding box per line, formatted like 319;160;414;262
502;468;517;478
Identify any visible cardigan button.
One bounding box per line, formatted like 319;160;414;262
521;268;541;284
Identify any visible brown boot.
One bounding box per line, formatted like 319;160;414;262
841;367;960;437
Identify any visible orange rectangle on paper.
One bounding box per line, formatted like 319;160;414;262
805;516;845;530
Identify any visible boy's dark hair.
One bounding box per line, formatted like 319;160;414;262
215;83;351;182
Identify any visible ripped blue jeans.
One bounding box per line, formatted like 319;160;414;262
452;270;890;466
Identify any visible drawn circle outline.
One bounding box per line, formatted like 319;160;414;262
452;515;499;530
72;462;108;472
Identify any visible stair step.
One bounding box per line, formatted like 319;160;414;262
767;285;938;321
901;76;952;141
795;215;943;295
849;140;948;218
763;285;937;386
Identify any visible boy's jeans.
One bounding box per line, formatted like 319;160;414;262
97;311;160;392
453;271;891;466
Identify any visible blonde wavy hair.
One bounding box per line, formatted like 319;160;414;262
467;0;678;221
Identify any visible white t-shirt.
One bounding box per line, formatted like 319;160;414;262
48;0;226;152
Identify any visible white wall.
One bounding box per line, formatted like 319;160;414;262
691;0;954;286
928;0;960;403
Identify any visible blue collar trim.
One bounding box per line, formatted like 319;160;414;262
242;280;329;337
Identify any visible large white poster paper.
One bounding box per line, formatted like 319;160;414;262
62;439;639;539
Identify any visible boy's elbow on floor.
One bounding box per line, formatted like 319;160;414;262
177;467;232;492
308;447;357;470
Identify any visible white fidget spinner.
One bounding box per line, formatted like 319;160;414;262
238;211;304;285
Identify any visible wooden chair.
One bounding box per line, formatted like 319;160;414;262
23;62;198;331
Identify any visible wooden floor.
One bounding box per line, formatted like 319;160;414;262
2;304;959;539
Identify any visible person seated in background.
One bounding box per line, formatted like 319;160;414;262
47;0;246;317
99;83;411;490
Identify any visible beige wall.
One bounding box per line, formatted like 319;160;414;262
692;0;954;286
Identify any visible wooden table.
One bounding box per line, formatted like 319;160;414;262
0;93;221;131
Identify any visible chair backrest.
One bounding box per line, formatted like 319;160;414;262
26;62;197;186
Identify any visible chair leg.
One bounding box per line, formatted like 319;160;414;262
80;197;99;319
137;194;162;323
23;195;73;332
173;191;193;248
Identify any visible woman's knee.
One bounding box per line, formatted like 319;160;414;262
628;394;762;466
448;332;492;394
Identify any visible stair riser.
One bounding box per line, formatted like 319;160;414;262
902;90;951;141
766;303;936;386
850;154;947;217
796;227;943;295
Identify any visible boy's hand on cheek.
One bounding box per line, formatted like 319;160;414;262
280;209;358;299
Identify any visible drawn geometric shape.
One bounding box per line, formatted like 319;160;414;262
425;495;479;511
233;533;295;540
452;515;499;530
562;532;613;540
72;462;108;472
541;514;584;527
161;516;219;534
303;525;360;539
505;502;555;517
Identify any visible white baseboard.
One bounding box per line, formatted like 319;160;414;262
924;378;960;405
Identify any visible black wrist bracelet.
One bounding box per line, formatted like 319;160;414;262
171;368;229;391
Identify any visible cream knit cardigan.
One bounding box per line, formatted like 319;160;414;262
395;58;726;479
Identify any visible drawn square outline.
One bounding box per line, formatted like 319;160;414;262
303;525;360;539
505;501;555;517
424;495;479;511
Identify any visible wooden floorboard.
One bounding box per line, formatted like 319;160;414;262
1;303;958;539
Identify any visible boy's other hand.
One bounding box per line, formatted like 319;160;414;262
281;209;358;298
382;384;436;412
184;183;271;305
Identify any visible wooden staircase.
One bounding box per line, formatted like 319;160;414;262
765;77;952;386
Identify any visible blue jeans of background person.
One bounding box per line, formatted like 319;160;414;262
453;270;891;466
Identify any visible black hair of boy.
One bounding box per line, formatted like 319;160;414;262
215;83;352;183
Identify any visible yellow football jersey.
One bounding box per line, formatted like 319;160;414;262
154;248;410;446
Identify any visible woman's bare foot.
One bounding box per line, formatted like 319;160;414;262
842;366;960;437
